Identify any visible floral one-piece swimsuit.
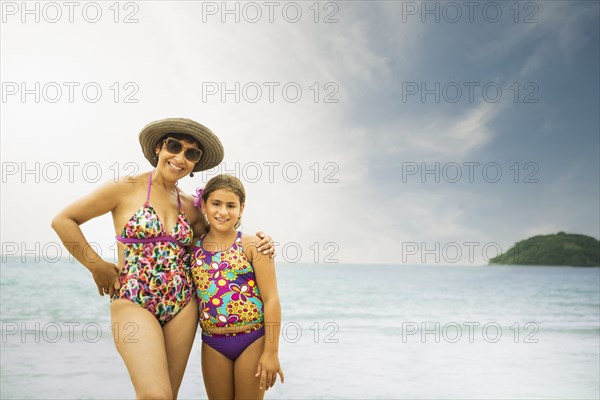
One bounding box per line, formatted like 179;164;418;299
112;171;193;325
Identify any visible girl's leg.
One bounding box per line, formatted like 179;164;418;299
201;341;235;399
233;336;266;400
162;296;199;399
110;300;172;400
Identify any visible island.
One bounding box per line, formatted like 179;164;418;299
489;232;600;266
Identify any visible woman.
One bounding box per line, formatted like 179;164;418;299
51;118;274;399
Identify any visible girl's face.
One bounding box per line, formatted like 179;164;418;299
155;137;200;178
202;189;244;232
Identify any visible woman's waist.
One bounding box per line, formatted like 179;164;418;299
120;253;191;273
123;250;188;259
118;234;192;249
122;243;189;259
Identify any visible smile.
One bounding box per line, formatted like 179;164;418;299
167;161;184;171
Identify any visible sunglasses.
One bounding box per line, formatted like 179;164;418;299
162;138;203;163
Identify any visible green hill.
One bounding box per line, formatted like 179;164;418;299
489;232;600;266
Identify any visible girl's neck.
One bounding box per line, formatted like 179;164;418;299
204;228;238;252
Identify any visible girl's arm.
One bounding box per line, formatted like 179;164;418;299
51;180;124;297
244;234;285;391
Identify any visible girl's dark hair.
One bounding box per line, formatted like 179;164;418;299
202;174;246;229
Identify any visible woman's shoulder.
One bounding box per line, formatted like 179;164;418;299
94;172;148;197
178;188;202;220
178;188;195;205
111;171;149;188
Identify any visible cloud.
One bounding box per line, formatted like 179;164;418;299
465;1;599;77
370;100;502;162
1;2;598;266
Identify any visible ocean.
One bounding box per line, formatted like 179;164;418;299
1;258;599;399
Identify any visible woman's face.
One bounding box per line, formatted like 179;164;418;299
202;189;244;233
155;137;200;178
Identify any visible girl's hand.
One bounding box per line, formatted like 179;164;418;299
91;261;120;297
255;352;284;391
255;231;276;260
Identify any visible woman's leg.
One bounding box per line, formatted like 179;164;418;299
110;299;172;400
233;336;266;400
201;341;235;399
162;296;199;399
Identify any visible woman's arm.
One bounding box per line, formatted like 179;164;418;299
244;234;285;391
255;231;276;259
51;180;124;297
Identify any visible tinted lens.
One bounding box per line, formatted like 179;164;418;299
164;138;202;163
165;138;182;154
184;148;202;163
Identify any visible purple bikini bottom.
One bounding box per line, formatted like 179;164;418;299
202;326;265;361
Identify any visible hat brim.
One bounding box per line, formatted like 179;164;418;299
139;118;224;172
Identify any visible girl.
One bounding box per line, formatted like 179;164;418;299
51;118;274;399
191;174;284;399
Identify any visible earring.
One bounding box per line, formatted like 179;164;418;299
190;172;195;178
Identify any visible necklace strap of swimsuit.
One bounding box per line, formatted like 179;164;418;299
176;188;182;210
235;230;243;250
146;171;153;202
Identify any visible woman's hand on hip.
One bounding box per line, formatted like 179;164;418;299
91;261;121;297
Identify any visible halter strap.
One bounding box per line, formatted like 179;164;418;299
176;188;182;210
146;171;153;202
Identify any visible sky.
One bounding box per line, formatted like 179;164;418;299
1;0;599;266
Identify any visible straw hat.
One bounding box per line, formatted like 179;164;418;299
139;118;224;172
